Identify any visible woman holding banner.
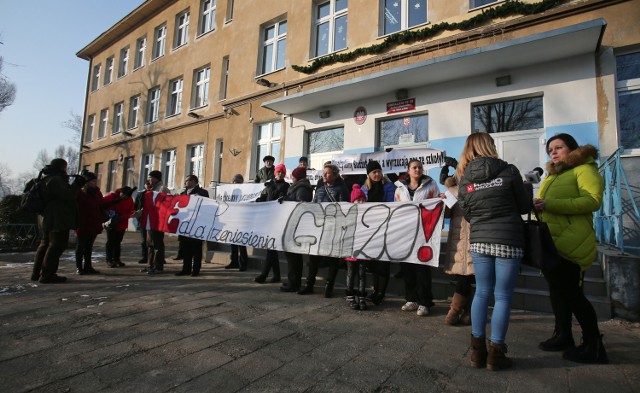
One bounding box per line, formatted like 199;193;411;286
457;132;530;371
394;159;440;317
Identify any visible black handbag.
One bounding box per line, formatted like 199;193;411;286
522;211;559;270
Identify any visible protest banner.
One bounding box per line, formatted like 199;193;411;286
330;148;445;175
142;192;445;266
215;183;265;203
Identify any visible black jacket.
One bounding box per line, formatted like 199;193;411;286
458;157;531;247
181;185;209;198
257;179;290;202
284;178;313;202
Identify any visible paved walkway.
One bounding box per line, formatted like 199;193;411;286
0;233;638;393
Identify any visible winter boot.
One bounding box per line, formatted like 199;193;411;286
324;281;334;298
444;293;465;326
563;334;608;364
487;342;513;371
539;329;575;352
470;335;487;368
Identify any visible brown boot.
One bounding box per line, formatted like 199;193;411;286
470;335;487;368
487;342;513;371
444;292;465;325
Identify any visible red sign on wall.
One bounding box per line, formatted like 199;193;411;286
354;106;367;125
387;98;415;114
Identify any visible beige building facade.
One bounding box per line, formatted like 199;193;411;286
77;0;639;196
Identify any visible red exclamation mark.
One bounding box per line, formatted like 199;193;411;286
417;202;444;262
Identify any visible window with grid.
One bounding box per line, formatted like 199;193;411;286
174;10;190;48
152;24;166;59
167;77;183;116
378;113;428;148
147;87;161;123
141;154;155;188
85;114;95;143
118;46;129;78
123;157;135;188
193;66;210;108
98;109;108;139
91;64;101;91
616;51;640;151
104;56;114;85
199;0;216;35
162;149;177;190
220;56;229;100
112;102;124;134
260;20;287;75
255;122;281;173
471;96;543;134
107;160;118;192
189;144;205;180
135;36;146;69
381;0;427;36
314;0;348;58
128;95;140;129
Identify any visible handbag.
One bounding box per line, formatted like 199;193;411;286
522;210;559;270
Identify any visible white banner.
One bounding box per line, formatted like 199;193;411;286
142;193;445;266
331;148;445;175
215;183;265;203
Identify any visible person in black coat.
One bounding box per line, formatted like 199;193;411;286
225;174;249;271
175;175;209;277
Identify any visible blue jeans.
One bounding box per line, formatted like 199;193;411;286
471;252;521;344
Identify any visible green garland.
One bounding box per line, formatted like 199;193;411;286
292;0;567;74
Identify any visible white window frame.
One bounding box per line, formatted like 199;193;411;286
118;46;129;78
128;95;140;129
123;156;135;188
112;102;124;134
199;0;217;36
313;0;348;58
107;160;118;192
162;149;177;190
174;10;190;48
260;19;287;75
220;56;229;100
98;109;108;139
152;24;167;60
135;36;146;69
85;114;95;143
91;64;101;91
189;144;205;181
141;154;155;188
225;0;234;23
380;0;428;36
193;66;210;108
167;77;183;117
147;87;161;123
469;0;502;11
615;51;640;154
104;56;114;85
95;163;103;189
255;121;281;174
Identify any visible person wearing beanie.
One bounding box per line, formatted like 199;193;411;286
255;155;275;183
254;163;290;284
143;170;171;275
280;164;314;293
345;184;368;310
103;187;136;268
350;183;366;203
226;174;248;271
74;171;104;275
298;156;308;168
176;175;209;277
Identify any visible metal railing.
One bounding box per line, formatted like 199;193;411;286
0;223;39;252
594;147;640;254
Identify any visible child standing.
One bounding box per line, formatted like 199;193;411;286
345;184;368;310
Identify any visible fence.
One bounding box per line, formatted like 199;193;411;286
0;224;39;252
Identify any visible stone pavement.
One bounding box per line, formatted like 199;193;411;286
0;232;638;393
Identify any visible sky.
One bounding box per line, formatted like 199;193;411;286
0;0;144;177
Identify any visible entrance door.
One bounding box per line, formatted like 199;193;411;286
492;129;547;192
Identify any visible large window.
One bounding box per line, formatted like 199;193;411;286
162;149;177;190
134;36;146;69
472;96;543;133
616;51;640;151
314;0;348;58
308;127;344;154
85;114;95;143
174;10;190;48
147;87;161;123
118;46;129;78
379;113;428;147
128;95;140;129
104;56;114;85
260;20;287;75
256;122;281;172
141;154;155;187
193;66;210;108
225;0;234;22
382;0;427;36
112;102;124;134
199;0;216;35
98;109;108;139
469;0;501;9
189;144;205;180
91;64;101;91
123;157;135;188
152;24;166;60
107;160;118;192
167;77;183;116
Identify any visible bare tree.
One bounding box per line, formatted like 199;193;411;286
0;56;17;114
61;111;83;147
33;150;50;173
0;162;12;197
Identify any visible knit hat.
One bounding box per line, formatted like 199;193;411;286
148;170;162;181
83;171;97;181
299;156;308;165
274;163;286;175
366;160;382;174
350;184;366;203
291;166;307;181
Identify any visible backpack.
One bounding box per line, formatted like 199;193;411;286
20;172;46;215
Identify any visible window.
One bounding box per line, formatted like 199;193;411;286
472;96;543;133
382;0;427;35
260;20;287;74
469;0;501;9
123;157;135;188
616;51;640;151
162;149;177;190
174;10;190;48
141;154;155;187
98;109;108;139
118;46;129;78
104;56;114;85
167;77;183;116
147;87;161;123
135;36;146;69
94;163;103;189
91;64;101;91
128;95;141;129
193;66;210;108
153;24;166;59
107;160;118;192
85;114;95;143
189;144;205;180
225;0;234;22
199;0;216;35
308;127;344;154
112;102;124;134
314;0;348;58
220;56;229;100
256;121;281;173
379;113;428;147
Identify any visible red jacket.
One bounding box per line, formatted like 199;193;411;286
76;188;104;236
103;190;135;231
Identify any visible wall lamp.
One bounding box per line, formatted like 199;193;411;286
188;111;202;119
256;78;276;88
